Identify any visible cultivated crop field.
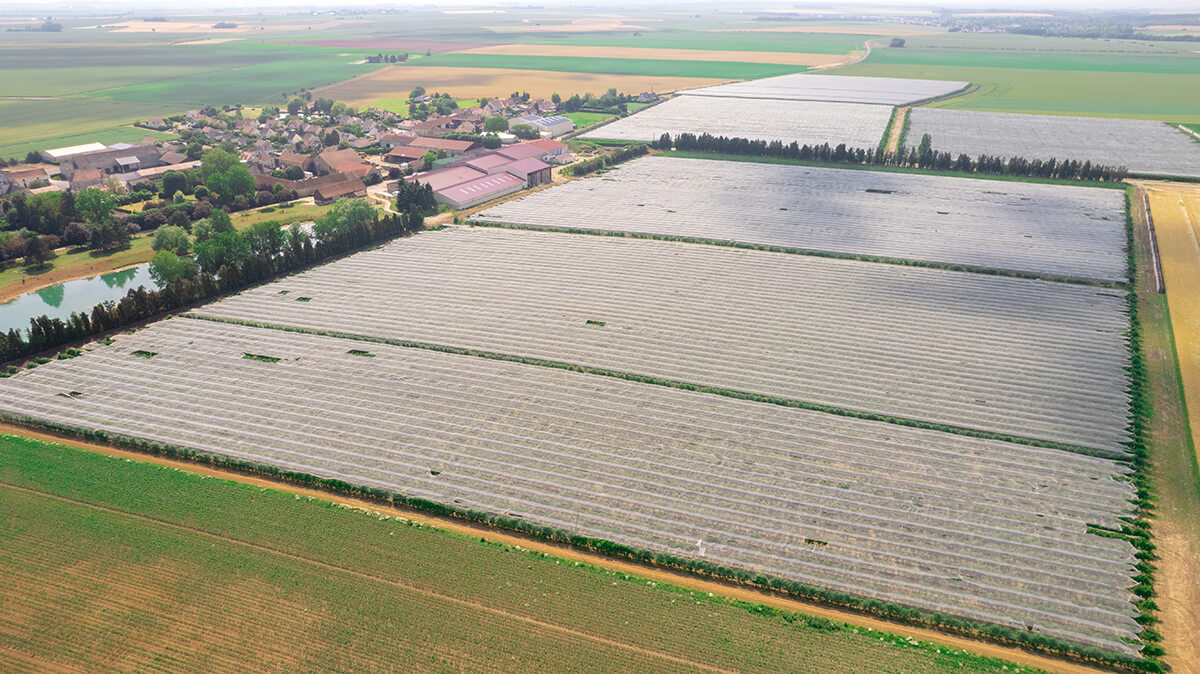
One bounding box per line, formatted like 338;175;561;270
472;156;1128;282
581;96;892;149
313;65;730;107
189;227;1132;452
908;109;1200;178
680;73;969;105
836;33;1200;121
0;320;1141;653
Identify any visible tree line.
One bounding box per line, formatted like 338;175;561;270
562;144;650;177
653;132;1129;182
0;200;423;365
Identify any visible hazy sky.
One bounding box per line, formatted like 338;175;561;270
4;0;1198;15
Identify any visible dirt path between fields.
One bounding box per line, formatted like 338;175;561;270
0;422;1110;674
886;106;909;155
0;480;735;674
1129;180;1200;674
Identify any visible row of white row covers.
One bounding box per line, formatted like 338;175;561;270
471;156;1129;283
580;96;893;150
0;317;1143;653
679;73;970;106
907;108;1200;178
194;227;1134;454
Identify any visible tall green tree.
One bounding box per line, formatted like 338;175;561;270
193;230;250;275
148;250;199;287
75;188;116;224
152;225;191;256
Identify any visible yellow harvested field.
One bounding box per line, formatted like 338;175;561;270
454;44;851;67
1146;24;1200;31
1145;182;1200;468
314;66;730;105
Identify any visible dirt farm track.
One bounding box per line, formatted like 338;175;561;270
0;421;1113;674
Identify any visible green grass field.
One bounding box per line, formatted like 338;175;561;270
409;53;806;79
0;433;1022;673
836;35;1200;122
0;39;387;155
513;30;875;54
562;111;616;129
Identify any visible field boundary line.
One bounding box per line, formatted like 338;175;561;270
0;428;1112;674
179;312;1131;460
0;480;737;674
461;219;1125;287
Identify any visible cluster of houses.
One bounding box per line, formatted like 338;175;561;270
2;92;583;210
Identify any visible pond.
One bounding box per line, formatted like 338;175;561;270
0;265;158;334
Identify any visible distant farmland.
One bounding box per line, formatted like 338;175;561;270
472;156;1129;282
313;66;731;107
0;318;1141;653
408;53;807;79
836;33;1200;121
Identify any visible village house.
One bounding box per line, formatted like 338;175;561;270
314;148;377;181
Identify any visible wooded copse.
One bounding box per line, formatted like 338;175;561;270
0;200;423;366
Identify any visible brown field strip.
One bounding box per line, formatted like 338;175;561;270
1134;181;1200;674
314;66;730;105
453;44;851;67
0;421;1109;674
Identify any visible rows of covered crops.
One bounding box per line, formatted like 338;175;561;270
193;227;1133;453
908;108;1200;178
472;156;1129;282
680;73;970;105
580;96;892;149
0;317;1142;653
